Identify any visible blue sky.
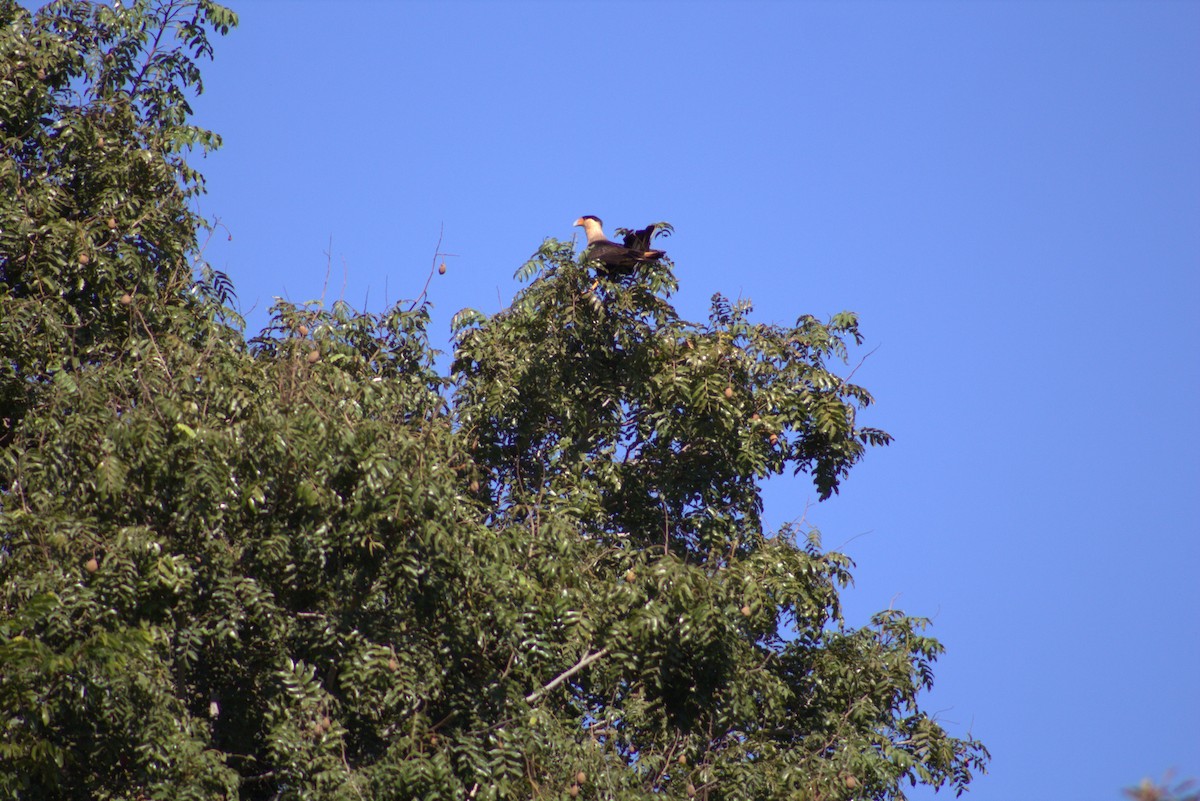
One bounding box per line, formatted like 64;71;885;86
183;1;1199;797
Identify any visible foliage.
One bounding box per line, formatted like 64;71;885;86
0;0;237;446
1125;775;1200;801
0;2;988;799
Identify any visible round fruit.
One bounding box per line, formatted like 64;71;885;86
576;771;587;785
438;263;447;275
85;558;99;573
741;605;751;617
624;569;636;583
119;293;132;306
724;386;733;398
298;325;309;337
307;349;320;364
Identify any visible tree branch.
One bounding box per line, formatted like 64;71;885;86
526;647;610;703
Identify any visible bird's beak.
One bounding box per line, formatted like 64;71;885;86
573;217;585;227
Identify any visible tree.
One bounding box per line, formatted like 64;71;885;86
0;2;989;799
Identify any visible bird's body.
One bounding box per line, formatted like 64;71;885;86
574;215;666;279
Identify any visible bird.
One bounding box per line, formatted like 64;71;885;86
574;215;666;279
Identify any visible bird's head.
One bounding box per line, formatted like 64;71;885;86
574;215;606;242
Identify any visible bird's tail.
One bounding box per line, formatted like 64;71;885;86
623;227;650;251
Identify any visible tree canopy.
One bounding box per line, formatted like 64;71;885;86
0;2;988;799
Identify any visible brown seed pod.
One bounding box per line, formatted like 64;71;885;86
388;658;399;671
297;324;309;337
307;349;320;364
119;293;132;306
438;262;447;275
769;433;779;446
36;68;46;80
687;782;697;797
724;386;734;399
85;558;99;573
575;771;587;785
844;775;859;788
624;569;636;584
741;605;751;617
106;217;117;229
78;253;89;265
567;785;579;798
469;480;480;493
677;754;687;766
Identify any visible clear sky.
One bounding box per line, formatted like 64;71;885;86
177;1;1200;798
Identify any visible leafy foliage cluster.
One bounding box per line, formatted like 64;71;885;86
0;2;988;799
1;0;235;444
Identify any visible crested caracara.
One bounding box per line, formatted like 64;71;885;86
574;215;666;279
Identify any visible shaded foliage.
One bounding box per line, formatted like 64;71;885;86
0;2;988;799
0;0;236;446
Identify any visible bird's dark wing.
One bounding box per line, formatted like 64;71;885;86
584;240;641;277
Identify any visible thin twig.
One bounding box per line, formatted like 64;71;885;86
341;740;365;801
844;343;881;383
651;734;682;789
409;223;456;311
134;306;173;383
662;501;670;553
341;254;349;302
526;647;610;703
321;235;333;302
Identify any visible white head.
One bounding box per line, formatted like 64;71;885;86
573;215;607;243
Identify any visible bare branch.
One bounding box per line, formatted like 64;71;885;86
844;343;881;383
409;223;456;311
526;647;610;703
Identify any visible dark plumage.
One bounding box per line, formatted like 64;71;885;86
574;215;666;279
